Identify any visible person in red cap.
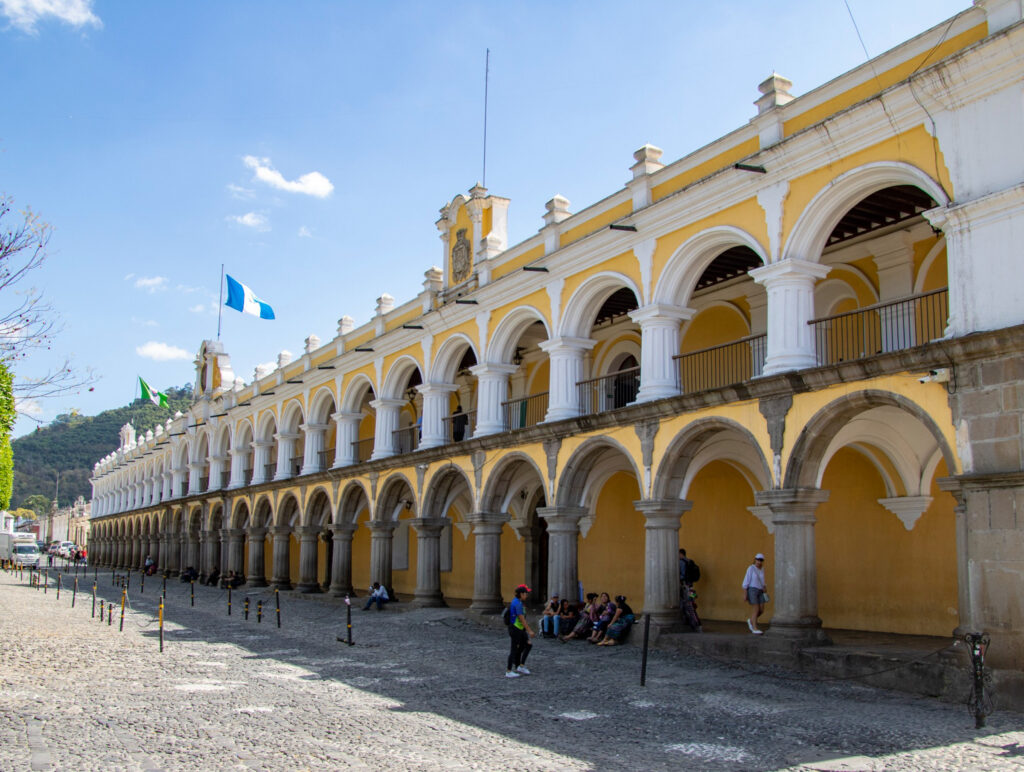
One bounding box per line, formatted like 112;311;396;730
505;584;535;678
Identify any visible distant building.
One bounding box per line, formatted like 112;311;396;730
39;497;91;546
90;2;1024;706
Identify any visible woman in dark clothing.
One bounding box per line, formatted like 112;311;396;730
587;593;616;643
598;595;635;646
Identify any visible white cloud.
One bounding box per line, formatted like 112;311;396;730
243;155;333;198
130;317;159;328
228;212;270;231
134;276;168;293
227;183;254;200
136;341;190;361
298;225;312;238
15;395;43;417
0;0;101;33
188;304;205;314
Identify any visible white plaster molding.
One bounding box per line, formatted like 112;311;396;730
878;496;933;531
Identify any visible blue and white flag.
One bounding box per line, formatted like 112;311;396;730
224;274;275;319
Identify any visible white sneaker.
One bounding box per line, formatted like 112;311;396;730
753;629;764;635
516;665;531;675
505;670;520;678
747;619;755;633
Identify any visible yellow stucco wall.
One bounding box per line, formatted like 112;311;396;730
578;471;645;608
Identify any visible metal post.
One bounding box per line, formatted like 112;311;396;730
44;569;48;594
162;576;166;599
228;587;232;616
99;599;104;622
56;573;61;600
257;599;263;624
126;570;131;593
190;580;195;607
92;582;97;618
72;577;78;608
119;589;127;631
159;599;164;653
965;632;992;729
244;597;250;620
346;596;353;646
640;614;651;687
275;589;281;628
108;602;113;626
140;570;145;594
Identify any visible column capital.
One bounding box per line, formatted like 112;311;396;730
225;528;246;539
628;303;694;325
273;432;302;442
468;362;518;378
634;498;693;527
537;506;587;532
299;423;331;433
268;525;292;537
331;411;364;423
749;257;830;286
466;511;509;528
246;526;268;540
368;520;397;536
538;336;597;355
294;525;321;539
754;488;829;522
369;397;406;411
251;440;274;450
329;522;358;538
416;381;458;396
409;517;447;535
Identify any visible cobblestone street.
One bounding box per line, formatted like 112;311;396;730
1;568;1022;771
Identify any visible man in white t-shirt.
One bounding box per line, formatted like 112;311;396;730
742;553;767;634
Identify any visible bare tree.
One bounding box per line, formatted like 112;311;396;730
1;195;95;417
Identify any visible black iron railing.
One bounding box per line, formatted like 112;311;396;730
577;367;640;415
502;393;549;430
442;409;476;442
810;288;948;366
393;425;420;455
351;437;374;463
674;334;767;393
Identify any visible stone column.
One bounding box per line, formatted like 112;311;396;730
227;529;246;575
246;527;268;587
753;488;830;640
630;304;694;402
228;447;249;489
274;433;302;480
300;423;330;475
131;536;141;570
368;521;396;591
165;533;180;576
171;467;186;499
537;506;587;600
332;412;363;467
250;441;272;485
539;337;596;422
188;462;204;494
208;455;228;491
469;363;518;436
218;528;230;573
198;531;211;579
150;476;162;506
466;512;508;613
417;383;458;449
294;525;322;593
162;471;173;502
269;526;292;589
370;398;405;459
147;534;159;566
634;499;692;626
750;259;831;375
328;523;358;597
410;518;447;607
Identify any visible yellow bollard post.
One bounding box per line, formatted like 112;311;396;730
119;589;126;632
159;598;164;653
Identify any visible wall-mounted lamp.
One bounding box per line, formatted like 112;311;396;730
513;347;525;367
402;499;413;510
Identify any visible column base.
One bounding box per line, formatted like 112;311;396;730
766;619;832;645
330;584;354;598
270;581;292;591
469;598;504;614
295;582;321;594
247;577;268;588
410;594;447;608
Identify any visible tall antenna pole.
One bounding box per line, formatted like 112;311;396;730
217;263;225;340
482;48;490;188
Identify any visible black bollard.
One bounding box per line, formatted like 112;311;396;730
965;632;992;728
92;583;97;618
107;602;113;626
190;580;195;607
244;597;250;620
119;590;126;632
99;599;104;622
227;587;232;616
72;577;78;608
126;570;131;593
56;574;61;600
162;576;166;598
640;614;651;687
257;599;263;624
43;570;48;594
275;589;281;629
346;595;353;645
159;598;164;653
140;571;145;594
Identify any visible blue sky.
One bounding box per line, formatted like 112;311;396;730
1;0;969;438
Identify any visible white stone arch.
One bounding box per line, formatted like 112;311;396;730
232;418;254;452
337;480;372;525
813;278;862;318
189;431;210;465
480;451;547;516
380;354;425;400
556;436;643;511
681;299;752;340
652;225;768;307
340;373;377;413
211;424;231;458
913;236;948;294
255;411;278;443
279;399;305;434
376;473;417;522
486;305;551;363
276;493;301;528
429;333;480;383
591;333;642;378
230;499;251;530
422;465;475;521
308;386;338;424
303;485;335;528
784;162;950;264
172;440;189;471
558;271;642;339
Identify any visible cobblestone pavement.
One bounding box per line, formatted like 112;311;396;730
1;568;1023;772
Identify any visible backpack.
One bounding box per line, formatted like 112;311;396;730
684;559;701;584
501;605;512;626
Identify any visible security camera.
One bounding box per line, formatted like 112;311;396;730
918;368;950;384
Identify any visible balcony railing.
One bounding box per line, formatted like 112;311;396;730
577;368;639;416
674;334;767;394
442;410;476;443
265;462;277;480
319;449;334;469
393;425;420;455
810;288;948;366
220;471;230;489
352;437;374;463
503;392;549;430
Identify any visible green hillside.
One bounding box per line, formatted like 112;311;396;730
12;386;193;510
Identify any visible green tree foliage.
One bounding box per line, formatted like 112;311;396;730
10;507;35;521
11;385;192;509
0;363;14;509
23;494;51;517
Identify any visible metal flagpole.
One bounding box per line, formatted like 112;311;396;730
217;264;225;340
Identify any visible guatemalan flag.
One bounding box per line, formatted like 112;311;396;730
225;274;275;319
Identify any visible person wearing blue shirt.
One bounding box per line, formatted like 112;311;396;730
505;584;535;678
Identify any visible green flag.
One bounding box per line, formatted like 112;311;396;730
139;377;169;408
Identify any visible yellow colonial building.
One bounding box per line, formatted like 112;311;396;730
91;1;1024;702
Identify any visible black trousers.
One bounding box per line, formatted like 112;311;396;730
507;626;529;670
